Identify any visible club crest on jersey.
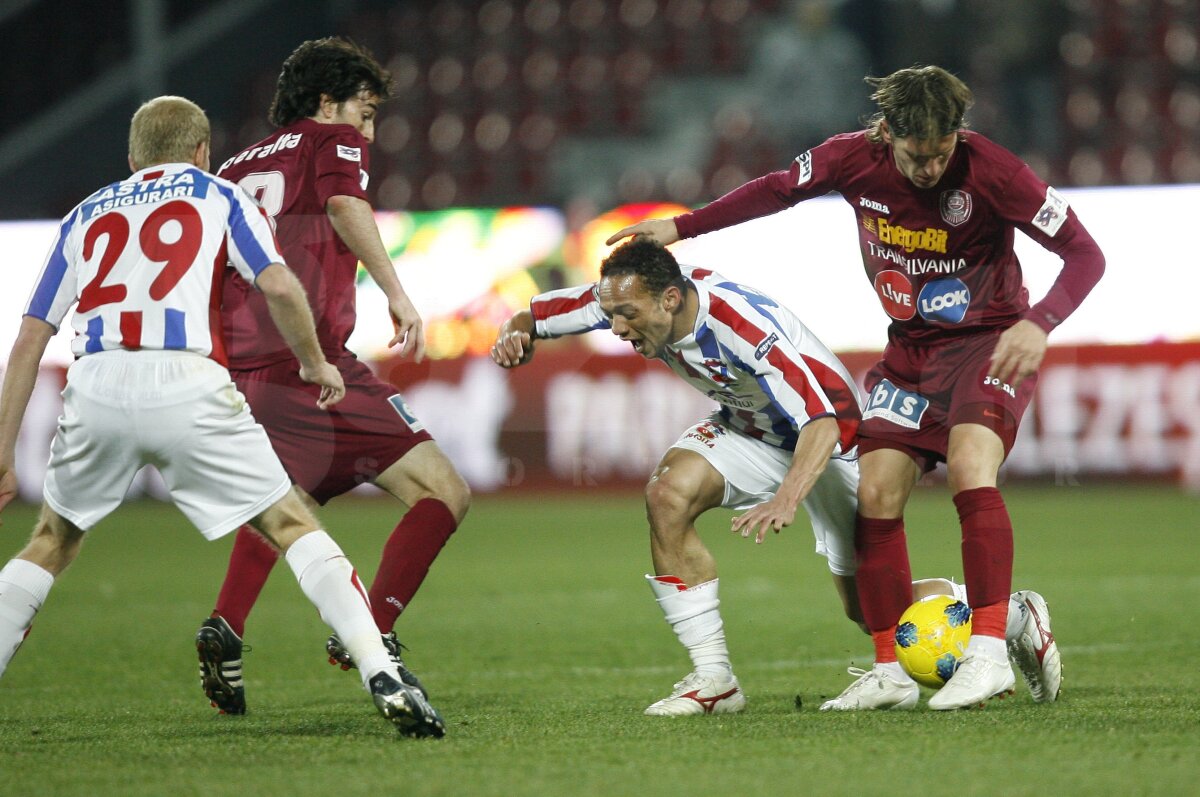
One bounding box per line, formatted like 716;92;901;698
940;189;972;226
794;150;813;185
754;333;779;361
873;270;915;321
863;379;929;430
918;277;971;323
701;359;736;385
337;144;362;162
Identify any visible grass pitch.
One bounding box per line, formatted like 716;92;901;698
0;484;1196;796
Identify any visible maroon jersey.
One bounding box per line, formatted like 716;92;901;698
217;119;371;368
675;131;1105;345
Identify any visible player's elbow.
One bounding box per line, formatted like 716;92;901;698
255;263;304;303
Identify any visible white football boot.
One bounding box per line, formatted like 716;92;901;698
819;666;919;711
928;653;1016;710
1007;590;1062;703
644;671;746;716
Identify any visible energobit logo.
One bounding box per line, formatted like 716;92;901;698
873;218;948;254
874;270;915;321
917;278;971;323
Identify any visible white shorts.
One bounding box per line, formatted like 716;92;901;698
43;350;291;539
670;414;860;575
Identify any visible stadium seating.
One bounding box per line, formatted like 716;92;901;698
223;0;1199;210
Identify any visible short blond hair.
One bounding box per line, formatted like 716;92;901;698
128;96;210;169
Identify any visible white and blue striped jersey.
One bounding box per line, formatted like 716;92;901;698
530;266;863;453
24;162;283;363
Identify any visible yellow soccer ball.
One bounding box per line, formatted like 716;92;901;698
894;595;973;688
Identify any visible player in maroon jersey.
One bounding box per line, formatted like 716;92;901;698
194;38;470;715
608;66;1100;710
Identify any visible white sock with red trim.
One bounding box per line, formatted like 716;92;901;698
0;559;54;678
284;531;394;686
646;575;732;678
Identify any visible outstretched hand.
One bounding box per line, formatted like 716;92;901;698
730;496;797;544
604;218;680;247
490;329;534;368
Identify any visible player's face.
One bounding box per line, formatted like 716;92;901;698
887;131;958;189
597;274;678;359
328;92;379;143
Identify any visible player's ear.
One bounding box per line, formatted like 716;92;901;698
662;285;681;312
318;93;338;119
193;140;210;171
880;119;893;145
128;153;138;173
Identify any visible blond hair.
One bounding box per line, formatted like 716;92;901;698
863;65;973;144
128;96;210;169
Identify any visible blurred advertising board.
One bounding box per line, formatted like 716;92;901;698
2;185;1198;495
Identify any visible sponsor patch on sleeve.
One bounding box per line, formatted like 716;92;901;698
754;332;779;360
794;151;813;185
1031;186;1069;237
336;144;362;162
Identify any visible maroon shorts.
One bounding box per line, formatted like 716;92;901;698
857;329;1037;473
232;354;432;504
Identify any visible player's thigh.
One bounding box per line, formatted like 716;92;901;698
42;373;144;531
802;456;859;576
373;440;470;522
662;417;791;516
152;389;293;540
945;422;1007;492
857;447;923;518
645;446;728;524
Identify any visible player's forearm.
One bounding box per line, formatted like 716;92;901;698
325;194;406;301
674;170;795;239
774;416;840;510
503;310;536;339
256;264;327;370
1025;228;1106;334
0;318;55;462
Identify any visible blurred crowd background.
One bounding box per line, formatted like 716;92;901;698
2;0;1197;220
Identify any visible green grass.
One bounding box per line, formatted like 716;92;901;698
1;484;1197;796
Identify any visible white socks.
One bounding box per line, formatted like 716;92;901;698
0;559;55;678
284;531;393;685
646;575;732;678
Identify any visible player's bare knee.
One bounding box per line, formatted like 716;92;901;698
253;489;319;550
857;479;909;517
21;508;85;575
438;471;471;523
644;471;693;531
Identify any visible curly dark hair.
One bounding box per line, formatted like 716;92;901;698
268;37;394;127
863;65;973;144
599;237;685;296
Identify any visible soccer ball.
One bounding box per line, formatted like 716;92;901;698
894;595;972;688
